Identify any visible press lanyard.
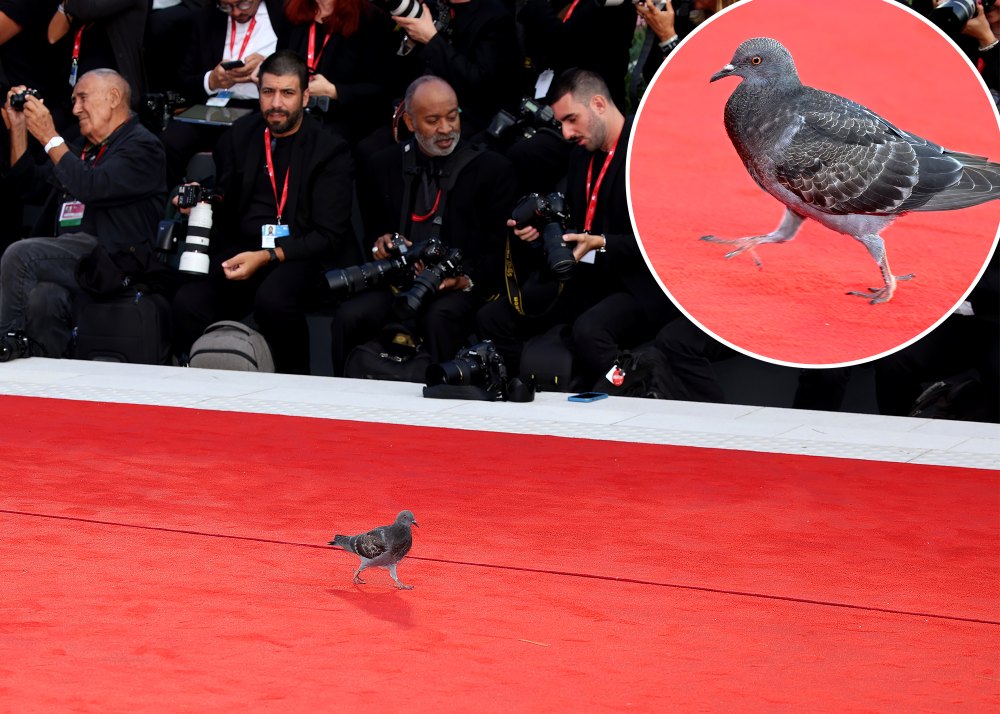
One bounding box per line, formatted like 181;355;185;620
411;190;441;222
263;129;290;223
562;0;581;22
81;143;108;166
307;23;332;71
583;130;621;232
230;16;257;61
69;24;89;87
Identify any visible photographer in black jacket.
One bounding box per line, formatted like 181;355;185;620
170;50;358;374
329;75;516;375
478;68;675;386
0;69;166;359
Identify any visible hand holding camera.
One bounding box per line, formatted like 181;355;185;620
634;0;676;44
392;2;438;44
4;86;57;149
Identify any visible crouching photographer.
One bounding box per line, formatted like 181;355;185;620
329;76;516;376
477;69;676;388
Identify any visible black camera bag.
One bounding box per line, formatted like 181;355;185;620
344;341;432;383
518;323;577;392
73;289;172;365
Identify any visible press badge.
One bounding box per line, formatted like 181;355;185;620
206;90;232;107
58;201;85;228
261;223;288;248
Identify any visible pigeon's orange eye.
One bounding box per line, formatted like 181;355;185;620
751;56;762;65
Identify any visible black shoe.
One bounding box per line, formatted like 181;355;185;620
0;331;33;362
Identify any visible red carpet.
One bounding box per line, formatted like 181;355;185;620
630;0;1000;365
1;396;997;710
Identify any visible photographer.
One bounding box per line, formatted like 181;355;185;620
170;50;358;374
329;75;516;375
387;0;521;134
477;68;675;386
0;70;166;359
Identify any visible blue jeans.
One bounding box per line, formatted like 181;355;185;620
0;233;98;357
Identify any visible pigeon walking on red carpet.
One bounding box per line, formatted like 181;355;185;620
701;37;1000;304
330;510;418;589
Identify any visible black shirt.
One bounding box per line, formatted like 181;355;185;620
239;131;297;248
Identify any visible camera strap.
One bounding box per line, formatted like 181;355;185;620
503;237;564;317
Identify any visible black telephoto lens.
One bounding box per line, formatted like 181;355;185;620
930;0;978;33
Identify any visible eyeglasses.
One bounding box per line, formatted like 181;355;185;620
216;0;255;13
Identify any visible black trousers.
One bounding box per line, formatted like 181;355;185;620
477;289;660;386
172;259;319;374
875;314;999;421
330;286;482;376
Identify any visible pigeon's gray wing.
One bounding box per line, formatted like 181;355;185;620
353;527;390;560
772;89;963;215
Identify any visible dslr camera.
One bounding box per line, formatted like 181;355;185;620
487;97;562;146
510;192;576;280
156;185;223;274
424;340;533;402
931;0;997;34
8;88;40;111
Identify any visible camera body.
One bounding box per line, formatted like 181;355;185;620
176;184;222;209
931;0;997;34
9;88;40;111
141;91;186;133
510;191;576;280
426;340;508;396
0;331;31;362
487;97;562;144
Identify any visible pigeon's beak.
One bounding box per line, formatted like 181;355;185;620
412;520;420;528
710;64;735;83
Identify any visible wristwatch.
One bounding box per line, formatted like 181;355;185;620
44;136;66;154
266;247;279;263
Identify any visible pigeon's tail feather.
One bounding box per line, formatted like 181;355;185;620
913;154;1000;212
331;535;353;551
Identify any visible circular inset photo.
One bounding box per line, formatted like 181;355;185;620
629;0;1000;367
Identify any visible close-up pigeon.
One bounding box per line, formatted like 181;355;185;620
329;510;419;589
702;37;1000;303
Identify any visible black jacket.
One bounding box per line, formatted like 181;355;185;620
391;0;521;131
279;8;397;141
6;114;166;251
64;0;148;106
358;138;517;297
518;0;636;110
212;113;359;267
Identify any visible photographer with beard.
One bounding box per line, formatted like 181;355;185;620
329;75;516;375
477;68;675;387
171;50;358;374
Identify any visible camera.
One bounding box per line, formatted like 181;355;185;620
177;188;222;275
176;184;222;209
510;192;576;280
8;88;40;111
393;240;463;319
325;234;416;295
0;331;32;362
425;340;508;395
931;0;996;33
424;340;535;402
141;91;186;133
369;0;449;55
487;97;562;145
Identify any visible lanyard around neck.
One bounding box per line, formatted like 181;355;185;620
263;128;290;223
583;129;622;233
307;23;332;71
230;16;257;61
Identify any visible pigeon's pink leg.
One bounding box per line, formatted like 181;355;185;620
701;208;804;269
847;233;914;304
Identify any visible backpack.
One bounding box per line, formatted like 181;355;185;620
74;289;172;365
596;343;677;399
188;320;275;372
343;325;431;383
